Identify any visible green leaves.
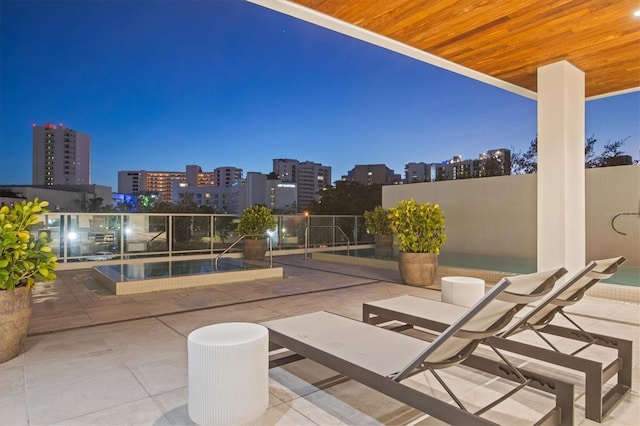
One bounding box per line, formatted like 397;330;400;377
236;205;277;240
388;198;447;254
0;198;58;290
364;206;392;235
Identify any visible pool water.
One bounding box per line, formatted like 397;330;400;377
92;257;283;295
95;258;262;282
330;248;638;287
333;248;535;273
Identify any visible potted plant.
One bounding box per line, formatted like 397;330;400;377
363;206;393;249
236;204;277;261
0;198;58;363
388;198;446;286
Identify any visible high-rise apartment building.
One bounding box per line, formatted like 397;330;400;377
272;159;298;183
442;149;512;180
118;165;221;204
170;166;242;212
479;149;511;177
237;172;297;214
213;166;243;187
343;164;401;185
171;171;296;214
273;159;331;212
405;162;435;183
404;149;512;183
186;165;214;186
32;123;91;186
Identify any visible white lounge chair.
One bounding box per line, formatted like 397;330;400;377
363;256;629;422
263;267;574;425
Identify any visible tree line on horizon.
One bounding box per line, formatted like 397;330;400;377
510;135;632;174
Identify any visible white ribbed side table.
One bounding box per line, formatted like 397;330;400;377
188;322;268;425
441;276;486;307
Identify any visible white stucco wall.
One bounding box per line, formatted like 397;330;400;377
585;165;639;266
382;165;638;266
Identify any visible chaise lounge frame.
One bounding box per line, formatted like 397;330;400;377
363;257;630;422
264;269;575;425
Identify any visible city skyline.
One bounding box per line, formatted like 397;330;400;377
1;0;638;190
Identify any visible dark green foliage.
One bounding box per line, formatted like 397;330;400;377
307;182;382;215
511;135;630;174
237;205;277;239
363;206;392;235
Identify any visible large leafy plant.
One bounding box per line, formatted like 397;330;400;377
0;199;58;290
236;205;277;240
364;206;392;235
388;198;446;254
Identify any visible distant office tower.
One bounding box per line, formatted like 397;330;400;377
273;159;331;212
32;123;91;185
118;165;219;204
344;164;401;185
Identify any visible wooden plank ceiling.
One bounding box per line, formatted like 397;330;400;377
290;0;640;98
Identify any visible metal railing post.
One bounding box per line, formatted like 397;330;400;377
168;214;173;257
214;233;271;271
304;225;350;257
332;216;336;247
304;225;309;261
50;212;362;265
304;213;310;261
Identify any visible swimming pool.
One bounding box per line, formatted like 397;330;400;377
92;258;284;295
317;248;638;287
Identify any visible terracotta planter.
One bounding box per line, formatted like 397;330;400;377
374;234;393;248
243;239;267;261
398;252;438;287
0;286;32;364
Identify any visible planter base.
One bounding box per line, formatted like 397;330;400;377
243;239;267;261
374;234;393;248
0;287;32;364
398;252;438;287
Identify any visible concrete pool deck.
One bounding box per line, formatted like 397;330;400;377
1;254;638;425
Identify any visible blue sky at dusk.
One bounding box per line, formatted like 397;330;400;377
1;0;638;190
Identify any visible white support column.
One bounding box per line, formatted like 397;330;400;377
537;61;586;273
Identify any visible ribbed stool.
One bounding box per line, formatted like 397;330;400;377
441;276;486;307
188;322;268;425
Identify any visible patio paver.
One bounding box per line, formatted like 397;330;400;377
1;255;638;425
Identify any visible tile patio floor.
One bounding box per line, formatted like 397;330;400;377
1;255;638;425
